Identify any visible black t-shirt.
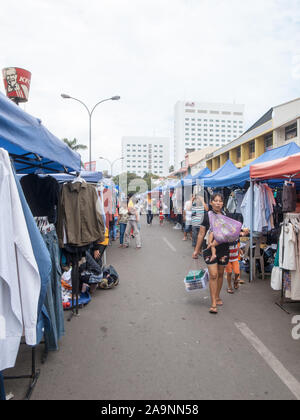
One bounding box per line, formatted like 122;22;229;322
20;173;60;223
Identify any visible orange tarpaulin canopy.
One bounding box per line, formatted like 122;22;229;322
250;152;300;180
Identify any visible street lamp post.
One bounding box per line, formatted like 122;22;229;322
61;94;120;171
99;156;124;177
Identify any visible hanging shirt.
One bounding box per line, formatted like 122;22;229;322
20;173;60;223
57;181;105;248
279;223;297;271
0;148;41;371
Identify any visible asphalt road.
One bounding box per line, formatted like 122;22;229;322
5;217;300;400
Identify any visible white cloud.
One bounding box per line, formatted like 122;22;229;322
0;0;299;172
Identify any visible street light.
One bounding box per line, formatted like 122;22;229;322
99;156;124;177
61;93;120;170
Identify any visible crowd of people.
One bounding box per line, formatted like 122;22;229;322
109;190;249;315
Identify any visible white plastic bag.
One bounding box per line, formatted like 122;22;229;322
184;269;209;292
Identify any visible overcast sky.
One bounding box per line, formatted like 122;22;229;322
1;0;299;174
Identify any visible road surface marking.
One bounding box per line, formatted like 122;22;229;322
235;322;300;400
163;237;177;252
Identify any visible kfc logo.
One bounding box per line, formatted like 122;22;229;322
2;67;31;103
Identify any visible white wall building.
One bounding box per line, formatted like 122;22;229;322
174;101;245;169
122;136;170;177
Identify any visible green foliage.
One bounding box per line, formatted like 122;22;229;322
62;138;87;151
62;137;87;168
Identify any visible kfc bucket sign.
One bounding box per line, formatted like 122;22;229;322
2;67;31;103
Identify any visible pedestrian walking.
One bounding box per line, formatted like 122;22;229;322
118;200;129;248
146;193;153;226
159;202;164;226
183;195;192;241
191;193;208;247
192;193;247;314
225;240;241;293
124;195;142;249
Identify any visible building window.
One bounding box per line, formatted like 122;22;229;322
264;133;273;151
285;122;297;140
236;146;241;163
249;141;255;159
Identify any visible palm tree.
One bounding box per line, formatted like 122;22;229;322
62;138;87;152
62;138;87;168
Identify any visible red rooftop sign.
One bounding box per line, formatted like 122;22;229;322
2;67;31;103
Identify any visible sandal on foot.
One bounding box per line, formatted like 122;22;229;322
216;299;223;306
234;281;240;290
227;288;234;294
209;306;218;314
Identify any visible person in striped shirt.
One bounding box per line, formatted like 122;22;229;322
191;194;208;247
226;226;249;293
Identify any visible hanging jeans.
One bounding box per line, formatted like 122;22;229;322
42;230;65;351
119;223;127;245
0;372;5;400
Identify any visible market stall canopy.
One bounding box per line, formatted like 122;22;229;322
250;152;300;180
191;166;211;182
206;142;300;188
194;160;238;187
162;179;180;191
46;171;103;183
101;177;116;189
175;173;196;189
0;92;81;173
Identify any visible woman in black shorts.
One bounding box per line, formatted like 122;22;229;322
193;193;236;314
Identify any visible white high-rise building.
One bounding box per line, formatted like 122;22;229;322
174;101;245;169
122;136;170;177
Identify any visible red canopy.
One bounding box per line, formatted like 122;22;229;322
250;152;300;180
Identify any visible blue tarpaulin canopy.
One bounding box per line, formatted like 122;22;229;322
204;142;300;188
0;92;81;173
198;160;239;187
191;166;211;182
45;171;103;183
174;173;193;188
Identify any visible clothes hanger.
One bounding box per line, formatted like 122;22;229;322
72;172;86;183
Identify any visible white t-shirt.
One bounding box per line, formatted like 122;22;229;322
184;201;192;222
279;223;297;271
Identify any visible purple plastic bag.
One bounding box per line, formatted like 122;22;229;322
208;211;242;244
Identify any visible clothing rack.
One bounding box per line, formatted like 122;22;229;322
3;343;40;400
275;212;300;314
2;158;66;399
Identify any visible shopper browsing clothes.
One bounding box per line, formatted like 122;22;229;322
124;195;142;249
192;193;247;314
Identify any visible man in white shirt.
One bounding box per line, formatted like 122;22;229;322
183;195;193;241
